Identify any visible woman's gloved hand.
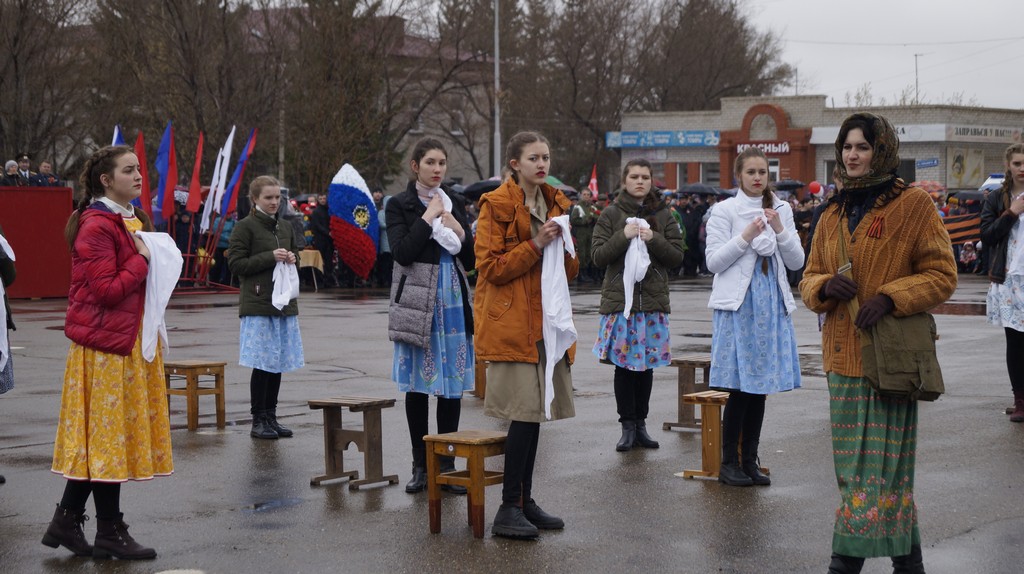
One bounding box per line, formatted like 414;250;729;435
820;274;858;301
855;294;895;330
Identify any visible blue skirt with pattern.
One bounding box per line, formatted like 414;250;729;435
592;311;672;371
239;315;305;374
392;253;474;398
710;257;800;394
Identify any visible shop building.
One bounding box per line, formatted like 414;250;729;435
609;95;1024;194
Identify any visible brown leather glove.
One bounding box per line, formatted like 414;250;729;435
820;274;858;301
855;294;895;330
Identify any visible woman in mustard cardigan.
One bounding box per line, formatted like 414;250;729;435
800;113;956;574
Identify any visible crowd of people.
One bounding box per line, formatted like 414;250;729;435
5;114;1023;574
1;152;62;187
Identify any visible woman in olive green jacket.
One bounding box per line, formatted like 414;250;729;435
591;159;684;451
228;176;304;440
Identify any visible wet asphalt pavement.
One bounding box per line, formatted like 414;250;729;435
0;274;1021;574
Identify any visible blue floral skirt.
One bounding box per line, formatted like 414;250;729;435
392;253;474;398
239;315;305;374
592;311;672;371
710;258;800;394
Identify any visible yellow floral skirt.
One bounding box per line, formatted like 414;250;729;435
51;330;174;482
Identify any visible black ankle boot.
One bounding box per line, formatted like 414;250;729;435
438;456;467;495
491;503;539;539
891;544;925;574
633;421;660;448
741;442;770;486
522;499;564;529
718;461;754;486
250;412;279;440
93;514;156;560
616;421;636;452
265;410;293;437
41;504;93;557
405;447;427;493
828;552;865;574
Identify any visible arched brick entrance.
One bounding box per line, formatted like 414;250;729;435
718;104;814;195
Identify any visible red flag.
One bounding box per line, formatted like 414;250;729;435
186;132;204;213
588;164;598;199
133;131;151;216
160;126;178;221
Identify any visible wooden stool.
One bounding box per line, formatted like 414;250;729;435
308;397;399;490
676;390;769;480
423;430;507;539
471;360;487;399
164;360;227;431
664;354;711;431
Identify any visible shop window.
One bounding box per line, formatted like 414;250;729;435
676;162;688;186
768;159;780;183
897;160;916;183
700;162;720;185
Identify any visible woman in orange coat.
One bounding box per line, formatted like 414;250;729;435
474;131;578;539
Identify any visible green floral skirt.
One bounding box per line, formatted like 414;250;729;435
828;372;920;558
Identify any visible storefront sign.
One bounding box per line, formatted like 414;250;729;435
916;158;939;169
606;130;720;148
736;141;790;154
812;124;1021;144
947;125;1022;144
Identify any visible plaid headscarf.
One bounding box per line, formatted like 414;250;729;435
834;112;901;191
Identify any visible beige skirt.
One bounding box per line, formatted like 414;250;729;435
484;341;575;423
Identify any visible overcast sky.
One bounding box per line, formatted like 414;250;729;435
749;0;1023;110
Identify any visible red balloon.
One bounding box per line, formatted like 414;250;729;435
809;181;822;194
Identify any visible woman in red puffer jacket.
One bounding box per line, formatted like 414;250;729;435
43;145;172;561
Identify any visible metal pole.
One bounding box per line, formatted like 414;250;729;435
914;53;922;104
493;0;501;178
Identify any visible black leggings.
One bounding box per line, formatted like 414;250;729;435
405;392;461;451
59;480;121;520
721;391;766;463
1007;328;1024;394
250;368;282;414
502;421;540;504
613;367;654;423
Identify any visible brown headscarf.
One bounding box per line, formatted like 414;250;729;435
834;112;902;191
830;112;907;226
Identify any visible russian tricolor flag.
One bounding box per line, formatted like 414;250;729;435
328;164;378;280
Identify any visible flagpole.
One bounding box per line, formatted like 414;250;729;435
493;0;500;179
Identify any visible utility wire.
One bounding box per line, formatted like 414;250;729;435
786;36;1024;47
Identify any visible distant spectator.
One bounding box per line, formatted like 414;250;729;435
309;193;336;287
34;160;61;187
15;153;36;185
376;194;393;288
1;160;24;186
959;242;979;273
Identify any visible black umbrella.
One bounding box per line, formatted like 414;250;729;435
462;178;502;201
678;183;721;196
773;179;805;192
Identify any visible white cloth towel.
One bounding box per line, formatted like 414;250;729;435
135;232;183;362
541;214;577;420
734;192;778;257
428;189;462;255
272;261;300;310
623;217;651;319
0;234;15;370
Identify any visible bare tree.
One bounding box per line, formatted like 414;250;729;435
0;0;91;172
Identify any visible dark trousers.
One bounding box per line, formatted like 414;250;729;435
405;392;461;451
316;245;336;286
613;367;654;423
376;253;393;288
250;368;283;414
1007;328;1024;394
501;421;540;504
60;480;121;520
721;391;766;464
